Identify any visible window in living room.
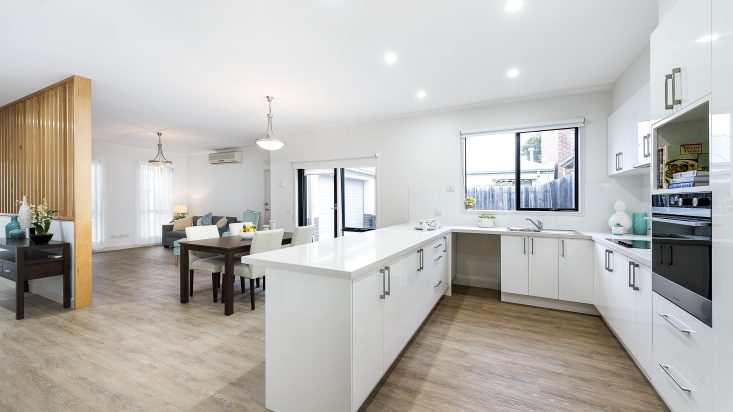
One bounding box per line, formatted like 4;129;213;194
137;163;173;244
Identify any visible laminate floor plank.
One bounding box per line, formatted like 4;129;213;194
0;246;666;411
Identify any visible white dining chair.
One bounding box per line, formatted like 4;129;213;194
292;225;317;246
233;229;284;310
184;225;224;301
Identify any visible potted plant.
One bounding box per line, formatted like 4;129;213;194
478;214;496;228
465;197;476;209
29;199;57;244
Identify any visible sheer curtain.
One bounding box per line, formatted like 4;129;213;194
91;159;104;250
138;163;173;244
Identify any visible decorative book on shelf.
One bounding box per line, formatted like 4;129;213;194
657;143;709;189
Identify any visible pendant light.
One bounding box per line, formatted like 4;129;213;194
148;132;173;167
256;96;285;151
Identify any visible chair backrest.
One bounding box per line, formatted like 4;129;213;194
242;210;261;229
249;229;284;277
229;222;244;236
292;225;316;246
185;225;220;241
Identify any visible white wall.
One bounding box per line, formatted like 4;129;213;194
92;140;188;250
186;147;269;220
611;44;651;112
271;90;623;233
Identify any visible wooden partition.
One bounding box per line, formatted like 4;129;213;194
0;76;92;308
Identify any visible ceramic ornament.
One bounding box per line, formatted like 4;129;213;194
17;195;31;230
608;199;632;234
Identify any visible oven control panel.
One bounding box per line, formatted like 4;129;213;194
652;192;712;209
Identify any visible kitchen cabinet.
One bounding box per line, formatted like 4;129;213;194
592;242;653;376
650;0;711;124
382;258;413;367
528;237;559;299
502;235;592;303
558;238;594;304
608;83;651;175
352;267;385;410
500;236;529;295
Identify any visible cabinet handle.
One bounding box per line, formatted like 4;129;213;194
2;269;9;273
384;266;391;296
669;245;674;266
523;238;526;255
434;280;443;288
659;363;695;393
616;152;623;171
531;238;534;255
671;67;681;106
434;243;443;249
561;239;565;257
631;262;639;290
643;134;651;158
379;269;386;299
659;313;695;334
604;250;609;271
443;236;447;253
664;73;674;110
606;250;613;272
434;255;443;263
417;249;423;272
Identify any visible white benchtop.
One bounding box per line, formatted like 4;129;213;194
241;224;651;279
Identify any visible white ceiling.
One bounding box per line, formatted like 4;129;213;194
0;0;658;153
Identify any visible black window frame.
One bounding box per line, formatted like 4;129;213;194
463;126;579;212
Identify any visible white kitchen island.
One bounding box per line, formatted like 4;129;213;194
242;226;452;412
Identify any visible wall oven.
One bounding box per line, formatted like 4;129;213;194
651;192;712;327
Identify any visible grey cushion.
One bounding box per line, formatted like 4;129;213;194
198;212;213;226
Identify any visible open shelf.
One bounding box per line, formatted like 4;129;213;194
653;101;710;191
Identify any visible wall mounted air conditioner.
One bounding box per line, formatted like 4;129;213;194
208;151;243;164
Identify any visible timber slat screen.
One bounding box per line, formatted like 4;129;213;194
0;79;75;218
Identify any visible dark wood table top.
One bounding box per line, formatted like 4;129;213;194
0;239;69;250
180;232;293;251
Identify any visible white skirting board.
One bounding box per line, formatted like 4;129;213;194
501;292;599;316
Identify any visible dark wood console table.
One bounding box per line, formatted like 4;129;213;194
0;239;71;319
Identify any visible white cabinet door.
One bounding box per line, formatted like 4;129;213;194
650;0;711;124
528;237;559;299
613;253;638;354
404;248;423;332
593;243;608;314
352;270;384;410
632;263;653;374
383;258;414;368
558;238;594;304
500;236;528;295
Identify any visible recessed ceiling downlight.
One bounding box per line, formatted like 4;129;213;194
384;52;398;65
416;90;427;100
507;68;520;79
505;0;523;13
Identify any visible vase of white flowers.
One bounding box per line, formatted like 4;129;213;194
29;199;57;245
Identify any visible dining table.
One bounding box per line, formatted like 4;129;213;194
179;233;292;315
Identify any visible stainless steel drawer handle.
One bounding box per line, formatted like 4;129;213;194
384;266;391;296
659;363;695;393
434;280;442;288
664;73;674;110
671;67;682;106
434;255;443;263
379;269;386;300
659;313;695;334
433;243;443;249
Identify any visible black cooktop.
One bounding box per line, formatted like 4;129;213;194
607;239;651;249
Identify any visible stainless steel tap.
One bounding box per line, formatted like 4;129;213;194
526;218;543;231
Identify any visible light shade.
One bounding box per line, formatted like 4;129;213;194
173;204;188;214
256;138;286;151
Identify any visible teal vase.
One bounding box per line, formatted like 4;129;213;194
632;212;648;235
5;216;22;239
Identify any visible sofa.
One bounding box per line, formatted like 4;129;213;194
162;215;238;247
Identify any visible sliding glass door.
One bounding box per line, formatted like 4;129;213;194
298;167;376;239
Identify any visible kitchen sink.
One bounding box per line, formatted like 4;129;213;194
505;227;582;236
507;227;541;232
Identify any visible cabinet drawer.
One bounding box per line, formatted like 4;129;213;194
0;261;16;281
430;237;447;256
652;341;712;412
652;293;712;389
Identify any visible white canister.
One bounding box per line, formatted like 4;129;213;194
269;220;277;230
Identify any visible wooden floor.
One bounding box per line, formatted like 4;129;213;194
0;246;667;411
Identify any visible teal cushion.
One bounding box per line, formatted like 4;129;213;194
198;212;213;225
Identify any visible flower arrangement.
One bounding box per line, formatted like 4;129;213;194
30;199;57;235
